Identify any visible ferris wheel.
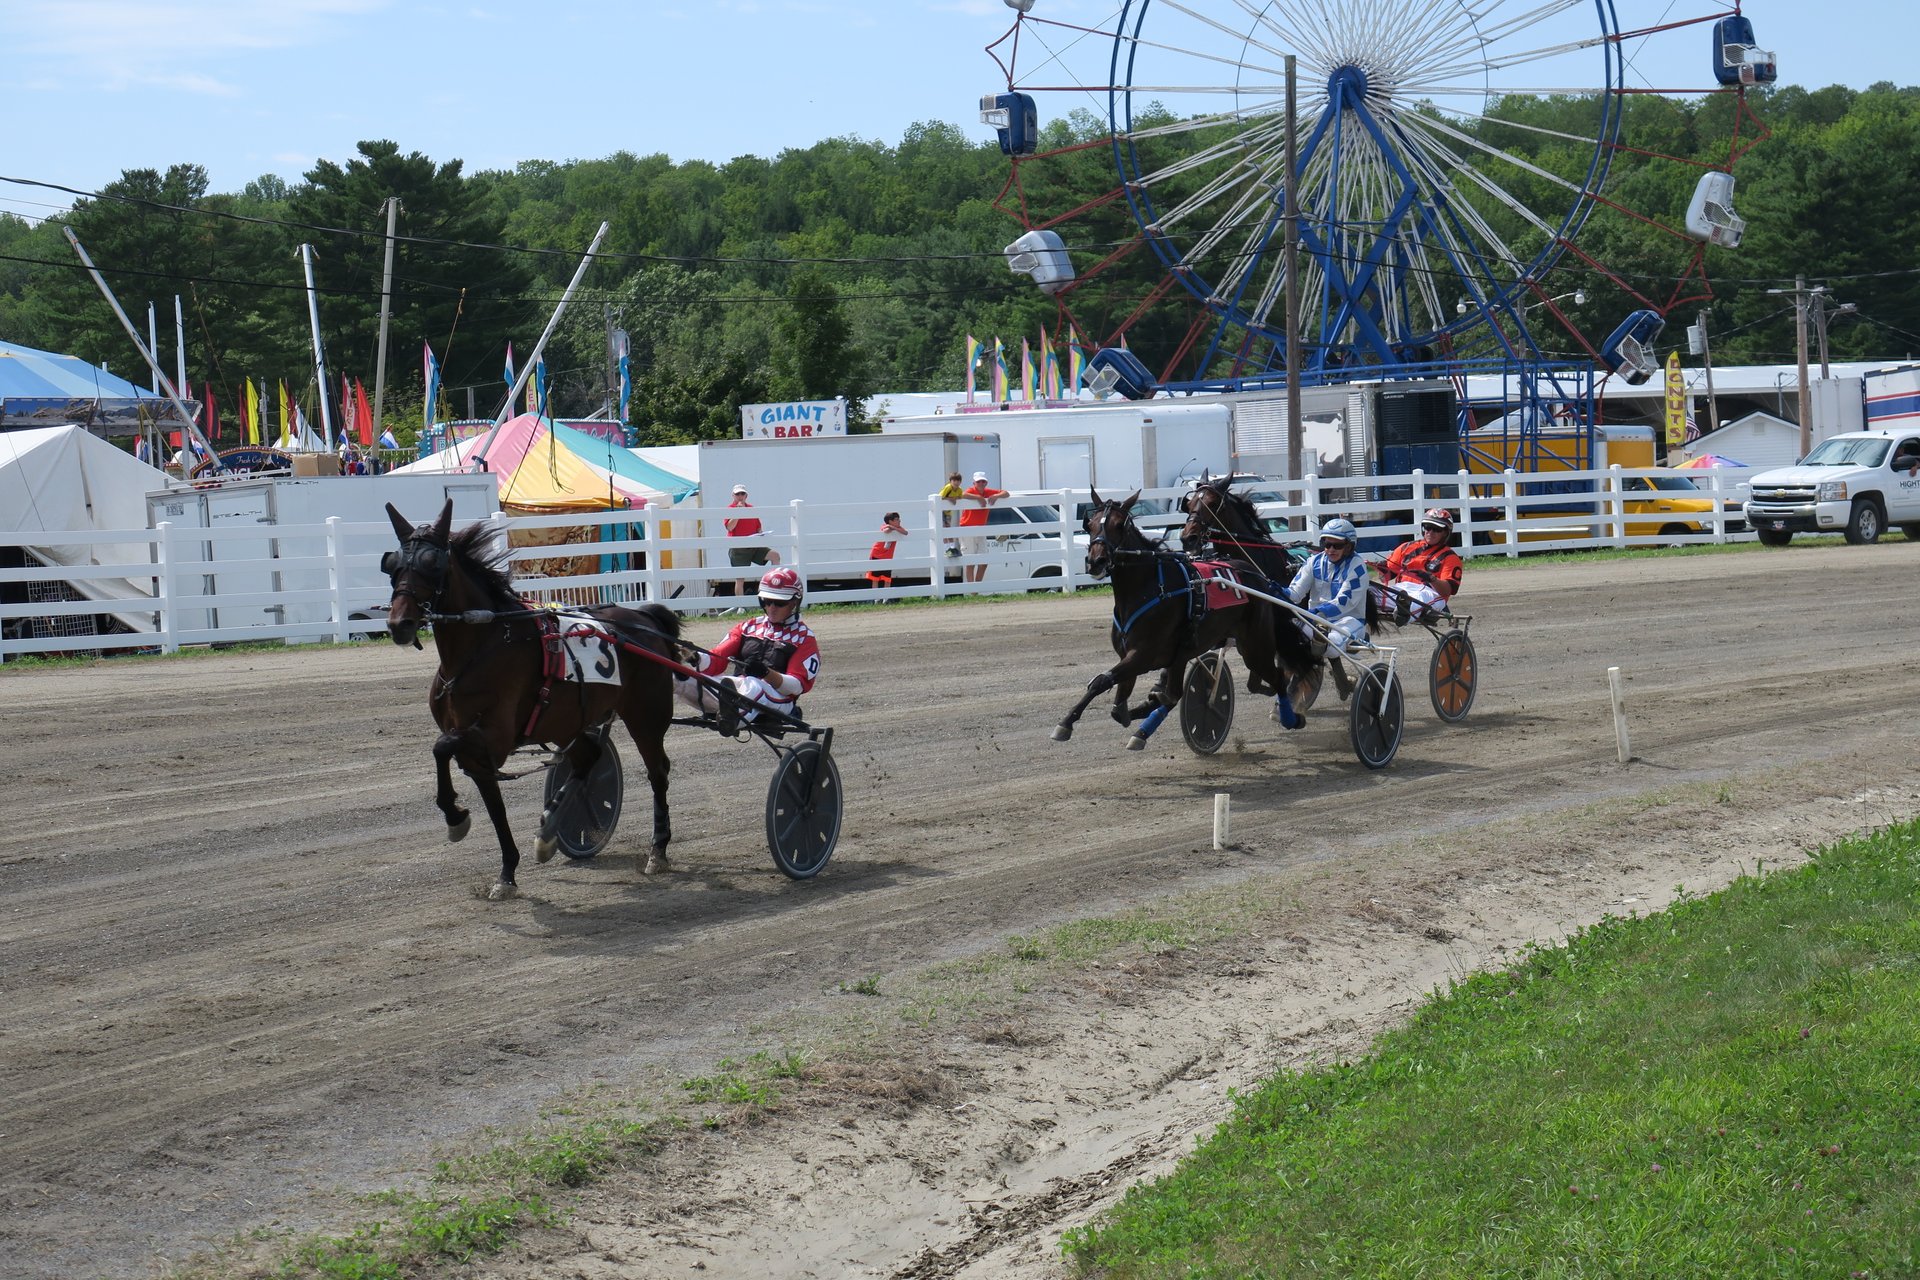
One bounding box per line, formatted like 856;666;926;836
984;0;1775;395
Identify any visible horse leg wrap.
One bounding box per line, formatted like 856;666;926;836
1129;701;1171;749
1271;692;1305;731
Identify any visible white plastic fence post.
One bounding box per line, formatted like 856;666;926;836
787;499;807;590
1502;469;1521;558
327;515;350;643
639;505;662;603
157;520;179;654
1304;472;1322;534
1608;465;1627;549
1213;792;1230;850
489;510;515;589
1057;488;1077;592
1411;469;1427;533
1456;469;1475;562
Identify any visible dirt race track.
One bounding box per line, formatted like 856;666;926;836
5;543;1920;1280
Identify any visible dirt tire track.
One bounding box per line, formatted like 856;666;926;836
3;543;1918;1278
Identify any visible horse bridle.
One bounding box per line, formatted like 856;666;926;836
382;535;450;610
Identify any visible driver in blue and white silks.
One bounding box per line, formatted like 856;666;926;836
1280;517;1370;655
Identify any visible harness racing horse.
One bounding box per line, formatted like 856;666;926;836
383;500;681;900
1052;490;1315;749
1178;474;1382;702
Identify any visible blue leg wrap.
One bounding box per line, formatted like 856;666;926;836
1137;702;1171;738
1273;692;1303;731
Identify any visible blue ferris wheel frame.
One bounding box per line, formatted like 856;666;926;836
1106;0;1628;390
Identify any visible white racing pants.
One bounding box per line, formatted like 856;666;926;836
1389;579;1447;621
675;673;785;721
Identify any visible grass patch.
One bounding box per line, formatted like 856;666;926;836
1063;819;1920;1278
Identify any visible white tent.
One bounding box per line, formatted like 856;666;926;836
0;426;176;630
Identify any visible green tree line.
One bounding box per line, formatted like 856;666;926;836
0;81;1914;445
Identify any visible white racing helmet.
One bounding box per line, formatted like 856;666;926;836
1319;517;1359;545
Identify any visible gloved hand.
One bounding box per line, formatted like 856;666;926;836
739;658;769;679
1312;601;1342;620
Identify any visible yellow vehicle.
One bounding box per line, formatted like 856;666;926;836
1464;425;1741;541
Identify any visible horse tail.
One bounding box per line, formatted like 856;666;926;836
636;600;682;644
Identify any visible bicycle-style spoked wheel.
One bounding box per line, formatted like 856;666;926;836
1179;650;1236;755
765;742;843;880
1348;662;1405;769
1429;630;1478;722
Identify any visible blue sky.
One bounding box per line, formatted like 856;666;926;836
0;0;1909;219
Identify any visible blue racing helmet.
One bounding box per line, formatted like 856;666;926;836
1319;517;1359;544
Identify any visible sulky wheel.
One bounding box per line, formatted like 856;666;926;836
765;742;843;880
541;735;624;860
1179;650;1235;756
1348;662;1405;771
1429;631;1478;723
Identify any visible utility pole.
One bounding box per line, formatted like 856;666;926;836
372;197;400;438
1767;276;1822;457
1283;53;1302;507
1810;291;1857;379
604;305;618;420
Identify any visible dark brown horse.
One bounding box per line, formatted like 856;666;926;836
383;500;681;900
1052;490;1315;748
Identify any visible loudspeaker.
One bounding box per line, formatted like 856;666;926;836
1376;387;1458;449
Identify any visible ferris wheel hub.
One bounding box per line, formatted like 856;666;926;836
1327;64;1371;101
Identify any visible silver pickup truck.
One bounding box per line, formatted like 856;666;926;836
1743;430;1920;545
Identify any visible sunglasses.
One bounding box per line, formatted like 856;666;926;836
1320;538;1351;549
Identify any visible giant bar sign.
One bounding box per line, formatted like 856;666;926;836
739;398;847;440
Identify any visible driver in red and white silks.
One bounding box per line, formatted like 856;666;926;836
676;566;820;722
1381;508;1463;622
1280;517;1370;654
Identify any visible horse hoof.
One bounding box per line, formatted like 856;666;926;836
486;880;517;902
535;834;558;864
636;848;671;877
1126;735;1147;752
448;813;471;843
1051;725;1073;743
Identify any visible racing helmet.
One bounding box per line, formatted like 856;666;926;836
1319;517;1359;545
757;566;803;602
1420;507;1456;534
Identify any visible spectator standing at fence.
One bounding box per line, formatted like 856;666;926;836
957;471;1009;584
937;471;965;560
724;483;775;599
865;512;909;595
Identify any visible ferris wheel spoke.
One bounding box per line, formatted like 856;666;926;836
1155;0;1299;68
1392;118;1549;256
1394;107;1587;213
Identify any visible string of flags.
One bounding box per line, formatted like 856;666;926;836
964;325;1088;405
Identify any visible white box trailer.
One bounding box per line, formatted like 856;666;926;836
879;402;1234;503
146;473;500;633
696;432;1008;588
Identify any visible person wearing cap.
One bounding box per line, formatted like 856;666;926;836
957;471;1009;583
1380;508;1463;624
723;483;776;600
677;566;821;737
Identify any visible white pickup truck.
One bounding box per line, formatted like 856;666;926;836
1742;429;1920;546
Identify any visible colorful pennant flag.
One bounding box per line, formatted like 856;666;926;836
533;356;549;419
503;342;516;408
278;381;293;448
242;378;258;444
354;377;374;447
204;381;220;441
1020;339;1035;403
423;342;441;433
993;338;1008;403
379;426;399;450
614;330;631;424
964;334;980;403
1068;325;1085;396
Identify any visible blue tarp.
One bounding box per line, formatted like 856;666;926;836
0;339;182;427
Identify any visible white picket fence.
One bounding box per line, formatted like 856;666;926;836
0;466;1751;660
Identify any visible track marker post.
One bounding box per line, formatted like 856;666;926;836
1608;666;1631;763
1213;793;1231;849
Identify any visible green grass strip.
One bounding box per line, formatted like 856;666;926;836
1065;821;1920;1278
